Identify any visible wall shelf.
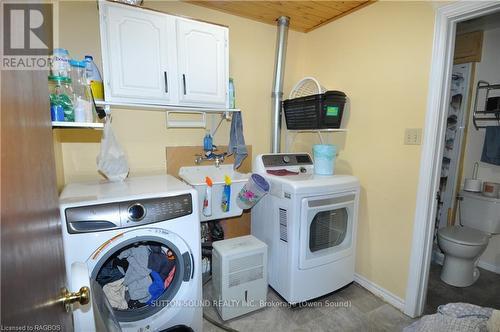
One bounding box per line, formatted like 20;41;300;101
95;100;240;129
473;81;500;129
287;128;348;133
95;100;240;114
51;121;104;129
284;128;348;152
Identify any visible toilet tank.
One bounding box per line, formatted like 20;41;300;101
460;191;500;234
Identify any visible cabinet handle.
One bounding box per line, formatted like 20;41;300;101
164;71;168;93
182;74;186;95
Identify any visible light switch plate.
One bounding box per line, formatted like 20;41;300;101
404;128;422;145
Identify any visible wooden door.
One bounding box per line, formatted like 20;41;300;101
0;70;73;329
176;18;228;107
100;2;176;105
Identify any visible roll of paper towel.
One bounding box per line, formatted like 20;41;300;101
464;178;482;192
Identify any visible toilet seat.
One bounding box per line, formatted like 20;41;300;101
438;226;489;246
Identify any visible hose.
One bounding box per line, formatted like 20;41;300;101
202;313;239;332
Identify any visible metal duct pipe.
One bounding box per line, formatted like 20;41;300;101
271;16;290;153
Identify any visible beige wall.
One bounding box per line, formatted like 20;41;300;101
57;0;305;183
289;1;435;298
57;1;437;300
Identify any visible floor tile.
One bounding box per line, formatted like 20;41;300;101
424;262;500;314
367;304;415;331
336;283;385;314
202;280;414;332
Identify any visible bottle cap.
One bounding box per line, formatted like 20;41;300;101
52;48;69;55
48;76;72;83
69;59;85;68
205;177;213;187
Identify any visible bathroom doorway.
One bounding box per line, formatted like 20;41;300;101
404;2;500;318
425;13;500;312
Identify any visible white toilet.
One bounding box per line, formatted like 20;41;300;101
437;190;500;287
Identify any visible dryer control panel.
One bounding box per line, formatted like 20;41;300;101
254;153;314;174
65;194;193;233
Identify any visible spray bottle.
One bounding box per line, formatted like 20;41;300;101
221;175;231;212
203;176;213;217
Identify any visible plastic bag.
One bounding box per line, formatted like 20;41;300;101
96;118;129;181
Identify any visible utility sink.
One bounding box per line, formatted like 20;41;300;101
179;165;249;221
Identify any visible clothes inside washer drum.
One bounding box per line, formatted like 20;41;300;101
148;245;175;279
96;258;127;286
102;278;128;310
118;246;152;303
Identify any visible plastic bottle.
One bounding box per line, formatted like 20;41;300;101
203;177;213;217
84;55;102;82
203;131;213;152
70;60;94;123
69;59;86;97
51;48;70;77
48;76;74;122
84;55;104;100
221;175;231;212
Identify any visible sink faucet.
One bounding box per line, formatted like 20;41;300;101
195;151;227;167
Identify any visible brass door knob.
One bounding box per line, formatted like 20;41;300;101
60;286;90;312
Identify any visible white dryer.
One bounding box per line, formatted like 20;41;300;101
252;153;360;304
59;175;202;332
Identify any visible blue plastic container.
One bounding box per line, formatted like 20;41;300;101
51;105;65;121
313;144;336;175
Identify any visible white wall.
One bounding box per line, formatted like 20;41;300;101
461;27;500;273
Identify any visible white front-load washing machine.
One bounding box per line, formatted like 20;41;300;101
252;153;360;304
59;175;202;332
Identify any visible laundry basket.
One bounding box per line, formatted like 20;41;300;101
289;77;326;99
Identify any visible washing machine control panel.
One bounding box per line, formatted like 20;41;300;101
65;193;193;233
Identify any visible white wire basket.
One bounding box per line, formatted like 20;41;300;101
289;77;326;99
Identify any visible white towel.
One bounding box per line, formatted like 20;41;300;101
487;310;500;332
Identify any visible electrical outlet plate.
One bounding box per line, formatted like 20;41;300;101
404;128;422;145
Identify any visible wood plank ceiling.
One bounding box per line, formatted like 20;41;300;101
185;1;375;33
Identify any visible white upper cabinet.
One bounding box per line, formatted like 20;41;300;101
98;1;229;109
176;19;228;107
99;3;176;105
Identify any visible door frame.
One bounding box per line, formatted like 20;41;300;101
404;1;500;318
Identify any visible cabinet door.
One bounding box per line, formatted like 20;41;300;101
454;31;483;64
176;19;228;107
100;3;177;105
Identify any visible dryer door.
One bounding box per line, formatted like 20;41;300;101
82;227;195;327
299;192;356;270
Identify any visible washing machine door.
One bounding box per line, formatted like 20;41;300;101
71;262;122;332
84;227;195;327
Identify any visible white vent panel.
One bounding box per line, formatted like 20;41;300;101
279;208;288;242
229;253;263;273
228;266;263;288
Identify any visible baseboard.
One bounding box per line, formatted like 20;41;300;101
433;251;500;274
353;273;405;311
